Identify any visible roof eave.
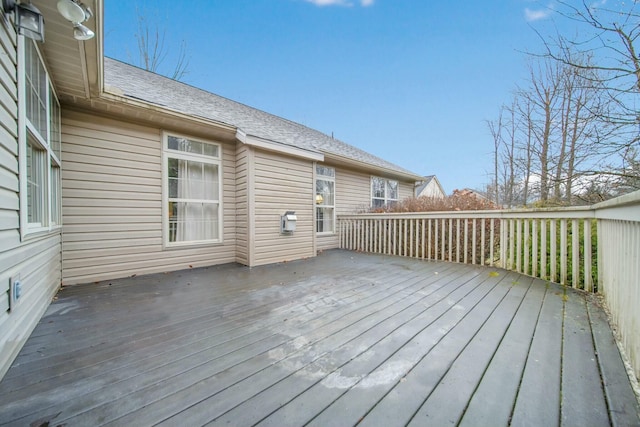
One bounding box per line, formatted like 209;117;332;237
323;152;423;182
236;130;325;161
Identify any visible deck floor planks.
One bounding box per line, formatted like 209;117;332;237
63;257;454;425
458;276;546;426
2;262;400;422
561;288;609;426
407;276;535;426
510;282;565;427
587;297;640;426
352;271;519;427
268;266;499;427
8;259;376;375
0;250;637;427
109;263;475;426
205;266;491;426
6;256;428;422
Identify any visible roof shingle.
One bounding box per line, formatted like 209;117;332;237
104;58;420;178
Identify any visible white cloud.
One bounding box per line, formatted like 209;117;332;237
524;7;552;22
361;0;375;6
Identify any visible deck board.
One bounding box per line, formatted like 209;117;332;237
459;277;543;426
0;250;638;427
407;276;533;426
561;289;609;426
510;283;565;427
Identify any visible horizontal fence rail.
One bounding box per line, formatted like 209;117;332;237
338;192;640;380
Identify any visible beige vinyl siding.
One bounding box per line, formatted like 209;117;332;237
61;111;237;285
252;149;314;265
398;180;413;200
235;143;251;265
0;23;61;380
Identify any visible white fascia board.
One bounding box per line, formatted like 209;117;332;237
323;152;423;182
237;130;324;162
99;90;237;133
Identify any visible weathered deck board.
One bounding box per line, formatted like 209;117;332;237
561;290;609;426
588;297;640;426
0;250;638;427
459;277;545;426
510;282;565;427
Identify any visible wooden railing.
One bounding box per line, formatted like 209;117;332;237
338;191;640;379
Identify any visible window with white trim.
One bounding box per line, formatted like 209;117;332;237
315;165;335;233
163;133;222;246
19;37;62;235
371;176;398;208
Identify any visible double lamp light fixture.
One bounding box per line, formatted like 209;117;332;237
2;0;94;42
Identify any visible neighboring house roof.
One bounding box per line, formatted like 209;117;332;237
415;175;445;197
103;58;420;179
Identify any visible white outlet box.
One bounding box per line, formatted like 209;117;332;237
9;276;21;311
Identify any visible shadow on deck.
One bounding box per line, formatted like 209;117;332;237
0;250;638;426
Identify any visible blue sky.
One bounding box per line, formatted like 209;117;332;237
104;0;563;193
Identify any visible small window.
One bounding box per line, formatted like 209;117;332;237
163;133;222;246
316;165;335;233
26;137;47;227
371;176;398;208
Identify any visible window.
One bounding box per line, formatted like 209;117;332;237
163;133;222;246
315;165;335;233
19;38;62;236
371;177;398;208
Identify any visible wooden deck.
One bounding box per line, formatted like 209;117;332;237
0;250;638;426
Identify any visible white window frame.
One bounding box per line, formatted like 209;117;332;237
371;176;399;208
18;36;62;239
315;164;336;234
161;132;223;248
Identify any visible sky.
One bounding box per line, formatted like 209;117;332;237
104;0;567;193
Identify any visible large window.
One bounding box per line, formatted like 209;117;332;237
19;38;62;236
315;165;335;233
163;133;222;246
371;176;398;208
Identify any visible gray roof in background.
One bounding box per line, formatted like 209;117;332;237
415;175;433;195
104;58;420;178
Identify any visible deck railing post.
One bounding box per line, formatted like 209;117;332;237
572;218;580;288
550;219;557;282
584;219;592;292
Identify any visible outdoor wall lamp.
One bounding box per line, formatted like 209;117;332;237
315;194;324;205
56;0;94;40
2;0;45;42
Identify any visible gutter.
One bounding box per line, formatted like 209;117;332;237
323;152;424;182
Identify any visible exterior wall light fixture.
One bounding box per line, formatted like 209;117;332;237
2;0;45;42
56;0;94;40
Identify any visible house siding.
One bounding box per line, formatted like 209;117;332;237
252;149;314;265
399;180;413;200
61;111;237;285
317;166;415;252
0;23;62;379
235;143;251;265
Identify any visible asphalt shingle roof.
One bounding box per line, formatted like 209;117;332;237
104;58;420;178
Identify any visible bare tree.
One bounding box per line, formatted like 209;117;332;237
516;95;534;205
525;58;564;202
132;6;190;81
539;0;640;153
487;109;504;205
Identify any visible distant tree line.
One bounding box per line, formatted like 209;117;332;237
486;0;640;207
